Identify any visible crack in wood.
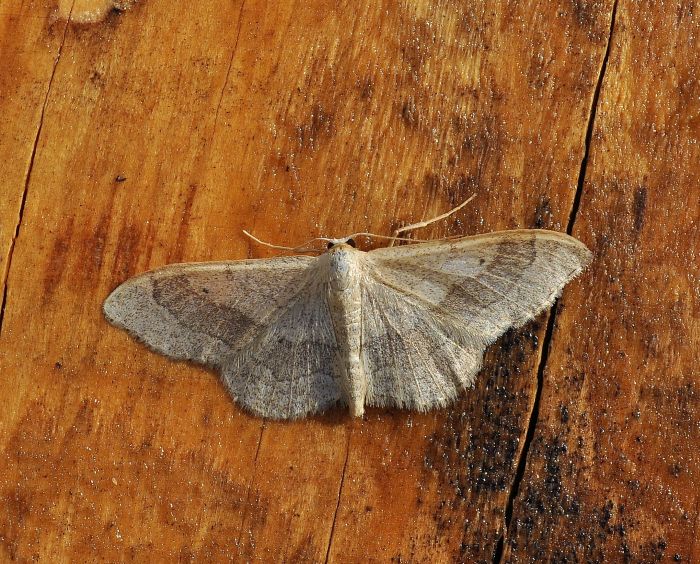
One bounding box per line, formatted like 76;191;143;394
211;0;247;142
235;421;266;551
323;427;352;564
567;0;620;236
494;1;620;561
0;2;76;336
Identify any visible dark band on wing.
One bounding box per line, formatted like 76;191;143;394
152;274;261;346
442;235;537;321
483;234;537;280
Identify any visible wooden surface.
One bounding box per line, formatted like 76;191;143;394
0;0;697;561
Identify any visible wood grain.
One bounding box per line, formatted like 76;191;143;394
2;0;696;562
504;2;700;561
0;1;67;304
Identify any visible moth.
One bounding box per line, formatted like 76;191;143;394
104;204;591;419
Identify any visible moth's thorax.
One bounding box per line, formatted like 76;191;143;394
327;244;363;291
325;243;366;416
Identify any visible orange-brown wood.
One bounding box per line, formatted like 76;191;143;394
2;0;696;562
504;2;700;561
0;1;67;301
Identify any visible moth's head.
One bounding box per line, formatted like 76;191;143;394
326;238;357;251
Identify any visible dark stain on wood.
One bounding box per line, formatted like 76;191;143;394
569;0;608;42
572;56;598;100
0;489;27;559
507;433;608;562
111;1;131;15
236;489;271;560
358;78;374;100
459;114;501;162
400;21;431;81
104;0;140;27
400;96;418;128
43;217;75;304
296;104;334;150
457;4;491;47
632;186;647;233
533;196;553;229
527;47;550;91
675;2;695;23
89;69;105;87
89;209;112;278
112;221;143;279
422;323;540;561
636;537;671;562
570;0;598;29
170;183;199;262
282;533;318;564
559;403;570;424
425;173;478;210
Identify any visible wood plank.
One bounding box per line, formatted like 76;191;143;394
1;0;617;561
505;2;700;561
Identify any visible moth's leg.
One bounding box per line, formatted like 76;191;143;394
389;194;476;247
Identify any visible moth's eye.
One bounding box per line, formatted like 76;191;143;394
327;241;335;250
347;238;357;248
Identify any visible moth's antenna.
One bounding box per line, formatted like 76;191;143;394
348;233;456;244
243;230;297;251
243;230;330;254
244;194;477;253
389;193;476;247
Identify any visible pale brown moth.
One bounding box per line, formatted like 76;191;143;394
104;200;591;419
